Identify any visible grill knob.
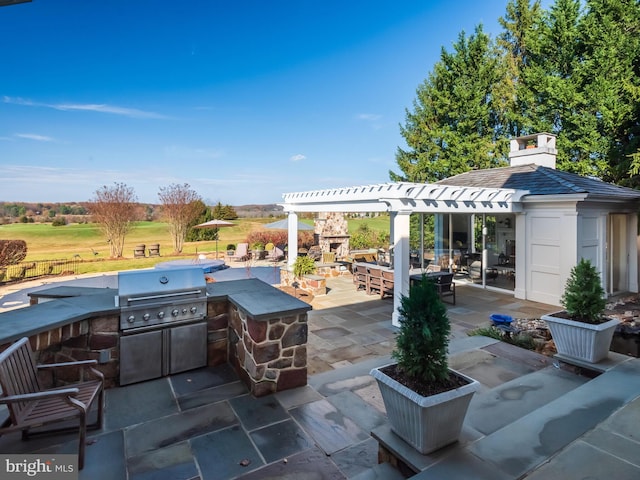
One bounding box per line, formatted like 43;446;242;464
182;308;188;314
127;315;135;323
143;313;150;321
172;309;179;317
157;311;165;319
190;306;197;314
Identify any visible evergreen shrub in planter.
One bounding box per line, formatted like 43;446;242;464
542;259;619;363
370;275;479;454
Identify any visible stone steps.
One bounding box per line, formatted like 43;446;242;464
407;356;640;479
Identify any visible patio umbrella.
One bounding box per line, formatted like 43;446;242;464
194;219;235;257
263;219;314;231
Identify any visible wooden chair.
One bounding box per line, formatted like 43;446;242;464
0;337;104;470
148;243;160;257
367;265;383;295
380;270;394;299
133;244;146;258
321;251;336;264
434;273;456;305
353;262;368;292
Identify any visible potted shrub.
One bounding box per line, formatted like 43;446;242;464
292;255;316;278
251;242;265;260
370;276;479;454
541;259;619;363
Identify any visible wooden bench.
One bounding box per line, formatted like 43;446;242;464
0;337;104;470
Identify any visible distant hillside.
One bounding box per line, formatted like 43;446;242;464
233;204;284;218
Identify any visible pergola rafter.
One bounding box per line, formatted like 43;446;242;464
282;182;526;214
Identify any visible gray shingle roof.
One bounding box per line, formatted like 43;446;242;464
436;164;640;200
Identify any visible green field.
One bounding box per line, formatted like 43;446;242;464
0;216;390;275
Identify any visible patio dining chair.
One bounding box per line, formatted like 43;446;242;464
366;265;383;296
0;337;105;470
353;262;368;292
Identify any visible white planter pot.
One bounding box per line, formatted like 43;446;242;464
541;312;620;363
370;365;480;454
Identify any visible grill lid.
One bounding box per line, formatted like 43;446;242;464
118;267;207;302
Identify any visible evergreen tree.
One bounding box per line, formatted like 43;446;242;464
391;26;505;182
391;0;640;189
211;202;238;220
496;0;545;138
578;0;640;186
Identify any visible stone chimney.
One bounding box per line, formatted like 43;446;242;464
509;133;557;169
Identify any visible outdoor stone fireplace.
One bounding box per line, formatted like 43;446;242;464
315;212;350;258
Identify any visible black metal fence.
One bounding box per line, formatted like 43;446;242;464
0;258;80;284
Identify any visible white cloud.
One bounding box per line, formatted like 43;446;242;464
356;113;382;121
3;96;169;119
15;133;54;142
290;154;306;162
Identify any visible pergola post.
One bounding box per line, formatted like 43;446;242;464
287;212;298;267
392;210;411;328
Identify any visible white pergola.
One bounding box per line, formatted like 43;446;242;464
281;182;527;326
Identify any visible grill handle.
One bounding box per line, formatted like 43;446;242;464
126;289;204;303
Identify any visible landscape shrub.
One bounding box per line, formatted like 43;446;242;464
350;224;389;250
52;217;68;226
0;240;28;267
293;255;316;277
561;258;605;323
245;230;314;249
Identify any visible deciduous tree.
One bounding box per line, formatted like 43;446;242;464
0;240;27;268
158;183;202;254
89;183;138;258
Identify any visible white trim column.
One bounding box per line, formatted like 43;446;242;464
287;212;298;268
392;210;411;327
514;212;526;299
628;213;638;293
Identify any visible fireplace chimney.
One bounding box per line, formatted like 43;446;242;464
509;133;557;169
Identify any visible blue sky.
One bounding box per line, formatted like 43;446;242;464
1;0;512;205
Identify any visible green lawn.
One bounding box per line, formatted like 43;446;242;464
0;216;390;275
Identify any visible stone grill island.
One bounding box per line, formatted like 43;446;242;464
0;276;311;397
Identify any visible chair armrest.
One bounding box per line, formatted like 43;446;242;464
38;360;105;383
37;360;98;370
0;388;80;404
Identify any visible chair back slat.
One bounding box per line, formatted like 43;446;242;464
0;338;41;424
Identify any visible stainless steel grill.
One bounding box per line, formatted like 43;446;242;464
118;267;207;332
117;267;208;385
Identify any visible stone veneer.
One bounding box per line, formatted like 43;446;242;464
315;212;350;258
15;314;121;389
1;295;309;396
226;302;308;397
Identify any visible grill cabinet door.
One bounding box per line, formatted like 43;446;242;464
120;330;163;385
169;322;207;374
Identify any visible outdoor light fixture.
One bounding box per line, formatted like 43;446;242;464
0;0;32;6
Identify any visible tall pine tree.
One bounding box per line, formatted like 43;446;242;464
391;26;505;182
